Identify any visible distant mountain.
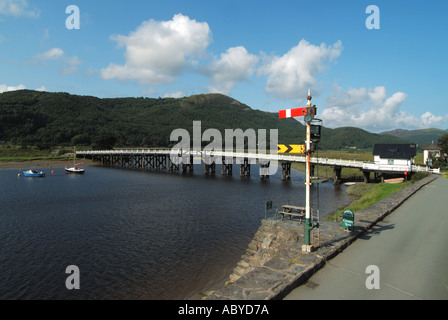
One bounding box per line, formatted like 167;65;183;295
322;126;408;149
380;128;448;147
0;90;410;151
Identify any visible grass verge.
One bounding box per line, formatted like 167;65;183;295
325;172;430;222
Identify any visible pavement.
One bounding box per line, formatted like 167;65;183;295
285;175;448;300
203;174;440;300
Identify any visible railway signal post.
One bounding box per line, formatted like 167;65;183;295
279;90;319;252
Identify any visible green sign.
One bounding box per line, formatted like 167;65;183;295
342;210;354;230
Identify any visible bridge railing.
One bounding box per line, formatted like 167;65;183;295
76;149;437;173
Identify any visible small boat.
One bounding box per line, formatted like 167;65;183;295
65;148;85;174
22;169;45;177
65;166;85;174
384;177;404;184
344;182;357;186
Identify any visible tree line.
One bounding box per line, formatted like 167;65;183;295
0;90;409;151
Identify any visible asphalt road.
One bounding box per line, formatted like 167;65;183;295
285;176;448;300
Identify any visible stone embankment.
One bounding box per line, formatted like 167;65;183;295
203;174;439;300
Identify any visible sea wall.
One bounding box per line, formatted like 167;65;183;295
203;174;439;300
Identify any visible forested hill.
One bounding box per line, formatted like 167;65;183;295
0;90;407;150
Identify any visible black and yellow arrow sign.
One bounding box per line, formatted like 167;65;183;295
278;144;306;154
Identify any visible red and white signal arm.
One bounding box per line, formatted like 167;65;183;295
279;107;307;119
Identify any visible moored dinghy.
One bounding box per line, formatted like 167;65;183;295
384;177;404;184
22;169;45;177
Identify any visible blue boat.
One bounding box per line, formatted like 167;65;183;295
22;169;45;177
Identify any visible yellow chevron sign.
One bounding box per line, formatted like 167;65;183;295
278;144;306;154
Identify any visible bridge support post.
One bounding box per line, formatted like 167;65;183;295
135;155;143;169
204;162;216;175
240;158;250;177
101;155;111;166
148;155;154;169
168;157;179;172
260;161;270;179
112;155;121;168
181;155;194;173
221;157;233;176
333;166;342;185
281;162;291;181
363;171;370;183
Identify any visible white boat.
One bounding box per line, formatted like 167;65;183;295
65;166;85;174
65;148;85;174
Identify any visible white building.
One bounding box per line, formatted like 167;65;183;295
372;144;417;172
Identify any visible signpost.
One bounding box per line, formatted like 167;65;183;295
279;90;319;252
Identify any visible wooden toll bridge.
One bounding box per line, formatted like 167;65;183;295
76;149;437;185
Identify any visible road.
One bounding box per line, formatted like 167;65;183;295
285;176;448;300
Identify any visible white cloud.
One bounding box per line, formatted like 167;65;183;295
0;0;39;18
164;90;186;98
321;85;447;131
259;39;343;99
202;46;259;95
101;13;211;85
33;48;65;61
31;48;81;74
0;83;26;93
0;84;47;93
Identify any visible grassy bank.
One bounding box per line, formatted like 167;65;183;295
0;145;70;162
326;172;430;222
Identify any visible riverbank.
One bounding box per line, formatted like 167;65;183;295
201;174;439;300
0;159;97;170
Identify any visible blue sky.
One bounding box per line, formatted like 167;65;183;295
0;0;447;132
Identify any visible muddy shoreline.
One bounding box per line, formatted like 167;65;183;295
0;159;97;170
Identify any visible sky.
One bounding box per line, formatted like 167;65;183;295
0;0;447;132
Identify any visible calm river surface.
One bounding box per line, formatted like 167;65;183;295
0;164;356;300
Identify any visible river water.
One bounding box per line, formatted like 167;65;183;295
0;164;356;300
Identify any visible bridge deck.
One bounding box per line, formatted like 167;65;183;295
76;149;435;174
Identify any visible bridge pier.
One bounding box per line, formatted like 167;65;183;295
333;166;342;185
155;155;166;170
134;155;143;169
221;157;233;176
102;155;111;166
281;162;291;181
168;156;180;172
111;155;121;167
260;161;270;179
363;170;371;183
240;158;251;177
204;162;216;175
181;155;194;174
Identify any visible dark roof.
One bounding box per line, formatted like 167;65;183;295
373;144;417;159
422;143;442;151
